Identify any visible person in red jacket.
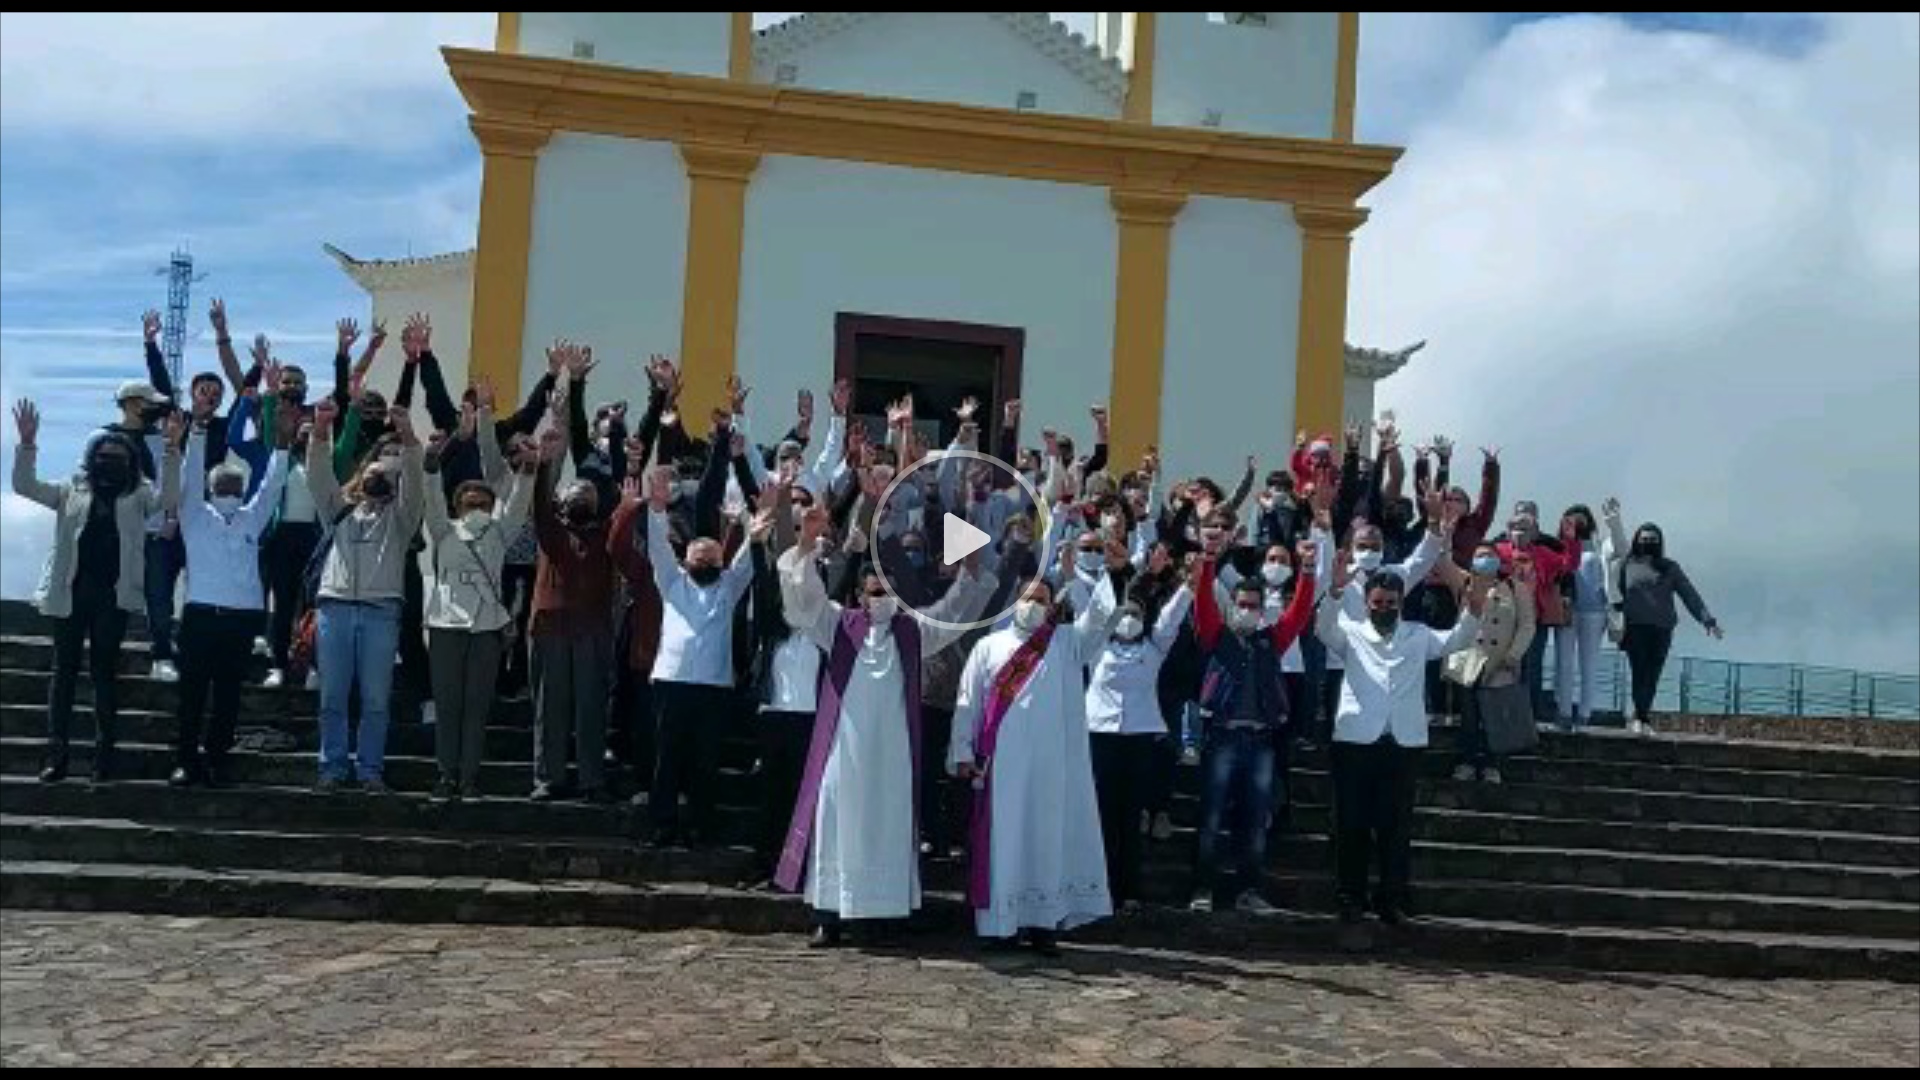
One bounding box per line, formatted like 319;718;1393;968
1496;506;1579;721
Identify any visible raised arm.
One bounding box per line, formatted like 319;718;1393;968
1671;562;1719;634
206;300;250;394
142;312;176;401
643;467;683;600
1152;584;1196;652
1192;554;1223;652
8;402;63;510
306;399;345;518
1269;550;1319;652
1072;570;1119;663
1224;454;1256;516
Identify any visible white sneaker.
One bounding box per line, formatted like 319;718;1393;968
1627;719;1651;737
263;669;286;689
304;670;320;691
1188;893;1214;915
1180;747;1200;767
252;636;272;658
1482;767;1504;786
150;660;179;683
1235;892;1279;916
420;701;437;727
1451;764;1477;783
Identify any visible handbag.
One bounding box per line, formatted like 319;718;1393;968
1478;681;1538;756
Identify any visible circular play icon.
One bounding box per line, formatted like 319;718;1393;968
867;448;1054;633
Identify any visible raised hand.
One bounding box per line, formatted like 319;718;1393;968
403;313;430;359
1296;539;1318;572
12;399;40;446
1002;398;1022;430
538;423;567;462
725;374;749;415
1602;496;1622;519
258;357;282;398
749;506;778;544
1344;422;1363;453
621;475;644;506
646;354;681;398
163;408;187;445
367;319;388;357
1140;446;1159;477
1424;488;1446;533
829;377;852;418
1432;434;1454;461
250;333;272;371
347;368;368;405
1331;546;1355;593
472;377;497;414
142;309;163;343
546;339;572;377
571;344;597;381
956;396;980;423
208;298;229;337
647;464;675;511
1480;445;1501;462
336;318;361;354
458;400;479;441
886;394;914;428
1294;429;1308;450
313;396;340;431
387;406;418;446
1089;403;1108;430
796;388;814;428
1707;623;1726;641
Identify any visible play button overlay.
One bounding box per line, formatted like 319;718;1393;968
869;447;1052;633
942;512;991;565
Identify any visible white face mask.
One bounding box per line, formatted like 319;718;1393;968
866;596;899;623
210;494;243;516
1352;550;1384;573
460;509;492;532
1230;607;1264;635
1076;551;1105;575
1013;600;1049;634
1262;563;1292;588
1112;615;1145;642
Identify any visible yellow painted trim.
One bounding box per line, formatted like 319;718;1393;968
1292;203;1369;440
466;118;550;400
442;48;1400;205
677;143;761;422
1333;12;1360;143
1107;189;1185;467
494;12;520;53
1123;12;1158;125
729;12;753;81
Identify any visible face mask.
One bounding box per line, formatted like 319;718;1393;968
1112;615;1145;641
361;472;394;501
866;596;899;623
688;563;723;586
563;504;596;529
1370;609;1400;636
1013;600;1049;634
88;457;131;492
210;494;243;516
460;509;492;532
1634;537;1659;557
1262;563;1292;588
1352;550;1383;573
1008;529;1032;547
1471;555;1501;576
280;387;307;406
1230;607;1264;635
904;550;927;571
1076;551;1105;575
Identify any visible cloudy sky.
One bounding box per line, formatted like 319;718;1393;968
2;12;1915;674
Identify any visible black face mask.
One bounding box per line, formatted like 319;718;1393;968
1574;521;1595;542
1633;538;1660;558
280;387;307;407
361;472;394;501
88;457;131;493
1369;609;1400;636
562;504;596;530
688;564;723;587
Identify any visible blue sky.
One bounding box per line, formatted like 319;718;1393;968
2;12;1915;674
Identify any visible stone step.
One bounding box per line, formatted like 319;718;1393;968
3;859;1913;983
7;733;1917;842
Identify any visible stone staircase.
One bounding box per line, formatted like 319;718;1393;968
1;599;1915;980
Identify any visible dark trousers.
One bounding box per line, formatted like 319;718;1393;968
399;555;431;714
920;705;961;854
1331;736;1417;914
609;662;655;780
1456;682;1492;771
175;604;257;775
1194;726;1278;902
1424;659;1459;718
1521;625;1553;720
263;521;320;671
1149;687;1185;815
652;682;731;836
1622;624;1675;721
143;533;183;662
497;563;536;697
1299;637;1341;743
428;628;504;791
47;583;127;772
1091;732;1158;905
532;632;611;793
757;710;814;868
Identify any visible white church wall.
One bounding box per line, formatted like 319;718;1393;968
521;134;690;419
519;12;732;79
759;14;1121;121
736;155;1118;453
1160;194;1303;481
360;266;475;432
1153;12;1341;140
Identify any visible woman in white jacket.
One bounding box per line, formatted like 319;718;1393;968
12;401;181;782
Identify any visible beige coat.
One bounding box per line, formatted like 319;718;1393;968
13;443;181;618
1444;578;1536;689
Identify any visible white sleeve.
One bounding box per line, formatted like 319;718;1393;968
949;638;990;772
778;544;841;652
722;529;756;603
1315;595;1350;658
1391;529;1443;589
1073;572;1119;663
919;566;998;657
646;507;680;601
806;415;845;499
1152;585;1194;652
245;450;290;539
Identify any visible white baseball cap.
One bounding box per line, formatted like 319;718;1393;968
116;380;168;405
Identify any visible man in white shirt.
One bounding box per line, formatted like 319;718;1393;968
170;420;288;787
1316;568;1483;935
645;465;755;846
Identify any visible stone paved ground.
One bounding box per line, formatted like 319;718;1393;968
2;912;1916;1068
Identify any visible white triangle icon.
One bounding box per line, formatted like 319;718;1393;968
942;512;991;566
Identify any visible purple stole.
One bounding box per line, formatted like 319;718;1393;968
774;607;923;895
967;622;1057;910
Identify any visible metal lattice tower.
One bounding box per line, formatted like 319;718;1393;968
154;250;206;391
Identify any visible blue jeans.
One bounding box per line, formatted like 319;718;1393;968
316;600;402;782
1193;725;1278;900
143;533;184;662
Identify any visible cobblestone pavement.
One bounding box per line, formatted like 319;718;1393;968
2;913;1916;1068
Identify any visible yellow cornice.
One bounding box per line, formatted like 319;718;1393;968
442;47;1400;206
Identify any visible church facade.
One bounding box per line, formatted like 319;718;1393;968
338;12;1404;476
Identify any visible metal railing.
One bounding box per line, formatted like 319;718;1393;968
1544;647;1919;721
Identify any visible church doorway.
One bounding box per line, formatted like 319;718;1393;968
833;313;1025;453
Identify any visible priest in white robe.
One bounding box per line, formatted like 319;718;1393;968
775;505;997;948
950;570;1117;955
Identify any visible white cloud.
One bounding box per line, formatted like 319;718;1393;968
1357;12;1920;673
0;12;493;150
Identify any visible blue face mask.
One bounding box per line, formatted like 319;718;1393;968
1471;555;1501;576
905;549;927;570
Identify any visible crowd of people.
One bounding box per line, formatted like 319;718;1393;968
9;304;1725;953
